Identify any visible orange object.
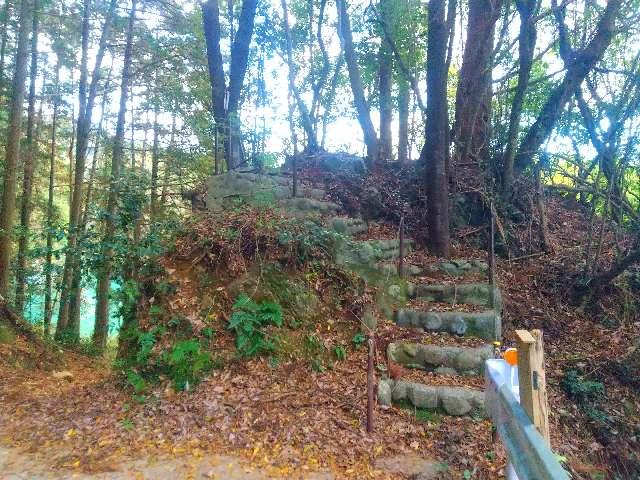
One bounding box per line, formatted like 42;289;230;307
388;361;405;380
504;348;518;366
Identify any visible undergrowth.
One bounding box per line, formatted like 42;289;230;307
115;206;369;394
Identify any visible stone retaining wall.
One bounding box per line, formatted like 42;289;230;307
388;342;493;376
378;379;486;417
395;309;501;341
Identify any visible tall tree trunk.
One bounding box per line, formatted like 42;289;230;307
378;16;393;164
420;0;450;257
202;0;226;139
0;0;33;297
398;77;410;165
501;0;539;192
0;0;11;101
452;0;501;171
56;0;117;338
44;59;60;338
150;105;160;222
226;0;257;168
513;0;623;176
202;0;257;170
321;55;343;149
94;0;137;351
336;0;379;166
161;112;176;207
14;2;39;313
281;0;317;151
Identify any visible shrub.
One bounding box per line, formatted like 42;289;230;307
227;294;283;357
561;369;604;403
334;345;347;361
163;339;213;391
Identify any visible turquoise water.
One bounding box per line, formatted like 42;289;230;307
23;278;122;338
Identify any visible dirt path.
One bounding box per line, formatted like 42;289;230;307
0;446;337;479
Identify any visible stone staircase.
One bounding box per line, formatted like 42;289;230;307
377;261;501;418
205;169;501;419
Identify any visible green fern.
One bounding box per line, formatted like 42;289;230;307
228;294;283;357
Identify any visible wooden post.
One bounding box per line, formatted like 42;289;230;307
398;214;405;278
366;334;375;434
292;153;297;198
515;329;550;445
488;200;496;307
214;126;219;175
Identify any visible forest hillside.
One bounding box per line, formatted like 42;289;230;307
1;0;640;479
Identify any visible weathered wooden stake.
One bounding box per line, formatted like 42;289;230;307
515;329;550;445
398;214;405;278
366;334;375;434
214;127;219;175
488;200;496;306
292;153;297;198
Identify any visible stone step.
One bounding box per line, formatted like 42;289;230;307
408;282;501;309
335;238;414;269
327;216;367;236
388;341;493;376
375;261;422;277
378;378;486;417
426;259;488;277
367;238;414;261
395;308;501;341
280;197;341;218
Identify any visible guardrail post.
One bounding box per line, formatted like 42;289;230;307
516;329;550;445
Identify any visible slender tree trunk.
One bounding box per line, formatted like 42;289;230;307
130;90;136;168
420;0;450;257
161;112;176;207
281;0;317;151
150;105;160;222
56;0;117;338
0;0;33;297
398;78;410;165
0;0;11;101
14;2;39;313
336;0;379;166
94;0;137;351
514;0;623;175
378;20;393;164
226;0;257;168
44;60;60;338
501;0;539;192
321;55;343;149
452;0;501;170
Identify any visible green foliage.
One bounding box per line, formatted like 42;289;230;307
162;339;213;391
227;294;283;357
561;370;605;403
310;357;325;372
120;418;135;431
126;369;147;395
334;345;347;361
352;332;366;347
395;399;439;423
0;324;16;344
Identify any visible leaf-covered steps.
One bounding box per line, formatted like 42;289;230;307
378;379;486;417
387;341;493;376
327;216;367;236
378;341;490;417
395;282;502;341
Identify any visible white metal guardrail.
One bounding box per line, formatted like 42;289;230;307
485;358;570;480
